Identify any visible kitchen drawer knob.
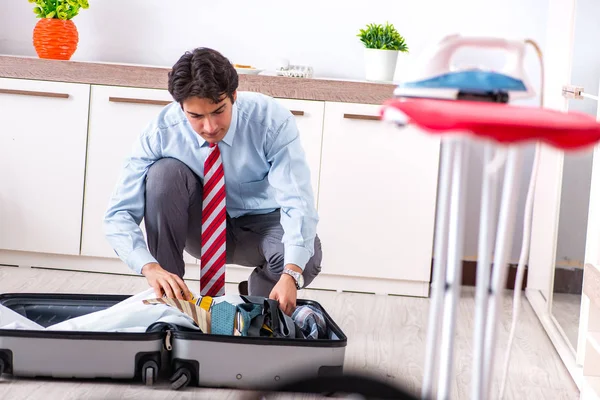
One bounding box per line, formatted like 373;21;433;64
291;110;305;116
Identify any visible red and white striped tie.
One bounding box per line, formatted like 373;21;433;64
200;142;226;297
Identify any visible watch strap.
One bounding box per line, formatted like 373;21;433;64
283;269;301;289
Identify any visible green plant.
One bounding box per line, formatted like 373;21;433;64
357;22;409;52
28;0;90;20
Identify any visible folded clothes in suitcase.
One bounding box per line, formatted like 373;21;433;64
164;295;347;390
0;289;347;391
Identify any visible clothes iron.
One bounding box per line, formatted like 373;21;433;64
394;34;537;103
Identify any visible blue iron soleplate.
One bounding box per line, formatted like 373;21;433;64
398;70;527;92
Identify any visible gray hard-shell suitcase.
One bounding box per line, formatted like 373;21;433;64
0;293;347;391
167;296;348;391
0;293;165;386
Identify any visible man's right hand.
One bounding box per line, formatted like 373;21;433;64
141;262;192;301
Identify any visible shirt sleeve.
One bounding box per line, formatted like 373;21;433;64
265;115;319;271
103;130;162;275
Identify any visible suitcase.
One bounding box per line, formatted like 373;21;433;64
167;297;347;391
0;293;165;386
0;293;347;391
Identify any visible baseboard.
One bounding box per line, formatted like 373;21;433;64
0;249;430;297
437;260;529;290
6;248;571;295
553;266;584;295
1;249;531;294
455;257;583;294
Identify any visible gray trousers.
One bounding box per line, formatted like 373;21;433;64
143;158;322;297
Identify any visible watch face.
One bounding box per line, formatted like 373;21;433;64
297;274;304;288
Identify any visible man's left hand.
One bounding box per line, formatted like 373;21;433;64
269;264;301;316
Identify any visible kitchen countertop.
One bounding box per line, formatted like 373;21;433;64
0;55;396;105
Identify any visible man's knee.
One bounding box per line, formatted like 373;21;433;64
146;158;194;202
302;235;322;288
261;235;322;285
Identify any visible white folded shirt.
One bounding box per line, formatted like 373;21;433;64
0;288;206;333
0;305;45;330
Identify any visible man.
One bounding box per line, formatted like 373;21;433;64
103;47;322;316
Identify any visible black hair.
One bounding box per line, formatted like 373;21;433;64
168;47;239;104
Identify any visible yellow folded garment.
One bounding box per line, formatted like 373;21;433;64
143;297;210;333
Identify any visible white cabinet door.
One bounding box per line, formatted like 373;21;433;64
0;78;90;255
274;98;324;206
317;101;441;282
81;85;196;264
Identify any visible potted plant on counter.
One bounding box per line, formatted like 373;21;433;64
28;0;90;60
357;22;409;82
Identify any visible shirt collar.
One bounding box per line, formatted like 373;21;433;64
220;100;238;147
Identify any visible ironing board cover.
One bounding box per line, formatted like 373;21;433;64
381;98;600;150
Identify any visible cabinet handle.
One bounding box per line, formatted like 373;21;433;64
291;110;305;116
343;113;380;121
109;97;172;106
0;88;69;99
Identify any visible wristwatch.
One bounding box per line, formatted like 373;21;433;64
283;268;304;289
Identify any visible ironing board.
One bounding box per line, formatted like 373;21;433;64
380;98;600;400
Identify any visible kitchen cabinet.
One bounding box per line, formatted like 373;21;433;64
274;98;325;205
0;78;90;255
80;85;197;265
316;101;441;288
0;75;441;296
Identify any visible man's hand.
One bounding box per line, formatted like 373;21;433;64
269;264;301;316
142;262;192;301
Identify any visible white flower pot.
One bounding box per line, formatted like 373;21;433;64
363;48;399;82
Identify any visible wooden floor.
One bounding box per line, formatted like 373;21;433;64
0;266;579;399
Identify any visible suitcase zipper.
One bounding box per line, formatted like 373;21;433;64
165;330;173;351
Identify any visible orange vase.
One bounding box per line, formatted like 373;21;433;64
33;18;79;60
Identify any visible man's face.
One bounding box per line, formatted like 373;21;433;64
182;91;236;144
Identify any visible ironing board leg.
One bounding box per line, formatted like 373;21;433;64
421;139;456;400
437;138;470;400
482;147;524;399
471;144;500;400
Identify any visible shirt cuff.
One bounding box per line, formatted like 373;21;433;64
127;247;158;275
284;245;311;271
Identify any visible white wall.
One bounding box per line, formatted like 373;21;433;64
0;0;547;81
0;0;560;263
569;0;600;118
